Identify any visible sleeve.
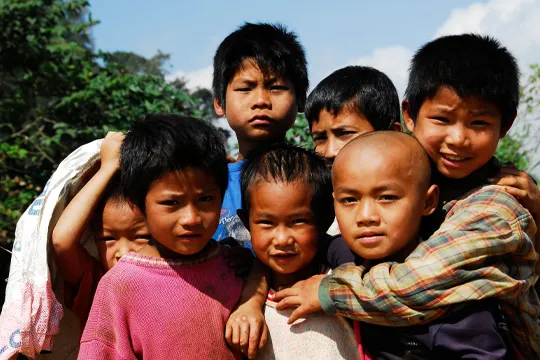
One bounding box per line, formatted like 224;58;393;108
78;271;138;360
319;186;537;325
324;235;356;268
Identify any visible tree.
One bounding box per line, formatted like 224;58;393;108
0;0;198;246
102;50;171;79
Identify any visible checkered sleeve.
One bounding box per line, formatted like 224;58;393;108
320;185;540;358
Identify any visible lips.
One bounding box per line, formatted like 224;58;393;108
177;233;202;240
355;231;385;246
440;152;471;162
249;115;272;125
270;252;298;263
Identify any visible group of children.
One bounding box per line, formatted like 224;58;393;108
48;22;540;359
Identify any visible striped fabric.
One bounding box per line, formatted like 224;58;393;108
319;185;540;359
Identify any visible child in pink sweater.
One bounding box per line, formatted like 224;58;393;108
78;114;243;359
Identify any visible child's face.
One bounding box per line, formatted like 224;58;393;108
311;109;375;164
333;147;437;260
404;87;506;179
214;59;298;144
95;200;150;270
144;169;222;257
248;180;319;275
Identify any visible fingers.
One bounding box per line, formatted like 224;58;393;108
246;319;265;359
258;324;268;350
239;317;251;354
224;322;234;347
273;287;298;302
287;305;308;325
275;295;301;311
502;186;528;202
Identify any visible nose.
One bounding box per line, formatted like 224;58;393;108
178;203;202;228
355;199;380;226
252;87;271;109
325;137;341;162
115;239;133;260
445;124;470;148
272;226;294;247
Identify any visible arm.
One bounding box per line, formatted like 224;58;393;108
489;166;540;274
225;259;270;359
51;131;124;287
277;186;539;357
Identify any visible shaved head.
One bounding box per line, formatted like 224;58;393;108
333;131;432;191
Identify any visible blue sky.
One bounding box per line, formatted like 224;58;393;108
89;0;540;173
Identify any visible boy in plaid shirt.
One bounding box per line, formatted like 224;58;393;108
273;34;540;359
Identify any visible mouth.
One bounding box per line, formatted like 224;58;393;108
355;232;385;246
249;115;272;125
177;233;202;240
440;153;471;163
270;252;298;263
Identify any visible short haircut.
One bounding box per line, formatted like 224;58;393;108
241;143;334;232
212;22;308;111
92;173;124;230
405;34;520;129
120;114;228;213
305;66;401;130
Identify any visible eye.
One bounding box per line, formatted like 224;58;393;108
339;197;357;205
199;195;215;203
292;218;308;225
379;195;398;202
160;200;179;206
471;120;490;126
256;220;273;227
311;134;327;143
97;236;115;242
433;117;450;124
270;85;289;91
336;130;357;138
235;87;251;92
135;234;151;241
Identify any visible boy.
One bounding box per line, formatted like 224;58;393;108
306;65;402;165
275;34;540;358
305;65;402;238
212;22;308;247
78;114;243;359
240;144;358;359
52;131;150;328
334;132;508;358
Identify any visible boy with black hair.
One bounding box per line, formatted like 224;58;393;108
306;65;402;165
274;34;540;359
212;22;308;247
239;144;359;359
79;114;243;359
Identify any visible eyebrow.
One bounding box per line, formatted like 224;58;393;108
468;109;498;117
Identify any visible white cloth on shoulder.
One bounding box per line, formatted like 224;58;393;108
0;139;103;359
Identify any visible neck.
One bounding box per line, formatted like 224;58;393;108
139;239;214;260
270;261;319;291
236;137;286;161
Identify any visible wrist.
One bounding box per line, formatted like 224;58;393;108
98;163;119;175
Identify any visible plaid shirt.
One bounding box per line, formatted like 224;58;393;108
319;185;540;358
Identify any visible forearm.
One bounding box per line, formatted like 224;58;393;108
237;259;270;309
534;213;540;275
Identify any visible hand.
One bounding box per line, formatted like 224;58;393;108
100;131;125;172
489;164;540;216
274;274;326;324
223;240;255;277
225;301;268;359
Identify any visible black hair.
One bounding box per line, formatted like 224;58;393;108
120;114;228;213
405;34;520;129
241;143;334;232
212;22;308;111
305;66;401;130
92;172;125;230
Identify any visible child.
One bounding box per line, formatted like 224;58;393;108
306;65;402;165
52;131;150;328
212;22;308;247
305;65;402;238
78;114;243;359
334;131;509;358
240;144;358;359
274;34;540;358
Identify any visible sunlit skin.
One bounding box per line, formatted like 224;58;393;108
246;180;320;290
214;59;298;160
94;200;150;270
403;86;512;179
142;169;222;258
333;134;438;261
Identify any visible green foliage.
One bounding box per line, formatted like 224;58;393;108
495;134;529;170
0;0;200;245
286;113;313;148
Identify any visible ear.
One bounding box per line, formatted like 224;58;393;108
499;111;516;138
422;184;439;216
402;99;416;133
390;121;403;132
237;209;249;230
214;98;225;117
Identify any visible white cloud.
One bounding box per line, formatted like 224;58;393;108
347;45;413;98
166;65;213;90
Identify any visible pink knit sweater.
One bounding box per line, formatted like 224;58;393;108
78;243;243;359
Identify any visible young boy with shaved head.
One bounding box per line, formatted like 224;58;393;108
332;131;509;358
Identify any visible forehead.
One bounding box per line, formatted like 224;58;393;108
229;58;288;84
249;180;311;211
421;87;502;118
312;109;375;132
148;169;218;192
100;200;145;227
